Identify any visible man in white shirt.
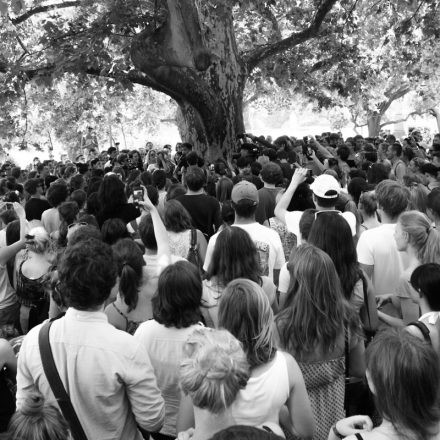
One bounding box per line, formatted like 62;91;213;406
203;180;285;284
275;170;356;246
17;238;165;440
356;179;410;297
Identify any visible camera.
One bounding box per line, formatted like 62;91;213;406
133;189;144;201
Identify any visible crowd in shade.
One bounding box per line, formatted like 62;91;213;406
0;129;440;440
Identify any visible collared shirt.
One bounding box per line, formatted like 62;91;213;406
17;308;165;440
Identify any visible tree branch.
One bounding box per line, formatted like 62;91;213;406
10;1;80;25
379;84;411;115
380;110;424;128
245;0;337;71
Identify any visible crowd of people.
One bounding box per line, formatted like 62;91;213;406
0;129;440;440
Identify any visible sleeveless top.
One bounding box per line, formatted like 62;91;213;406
232;351;289;438
111;302;142;335
299;356;345;440
167;230;191;259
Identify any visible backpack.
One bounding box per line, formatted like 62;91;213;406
358;270;379;340
187;229;203;273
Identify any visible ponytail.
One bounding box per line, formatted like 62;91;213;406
419;227;440;265
119;262;140;312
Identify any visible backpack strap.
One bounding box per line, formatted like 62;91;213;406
190;228;197;249
355;434;364;440
408;321;432;344
38;320;88;440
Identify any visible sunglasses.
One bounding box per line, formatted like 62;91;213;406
68;222;88;230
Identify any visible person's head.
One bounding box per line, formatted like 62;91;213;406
24;178;44;197
210;426;284;440
70;174;85;192
231;181;259;218
260;162;282;185
219;279;276;368
427;188;440;223
46;182;68;208
112;238;145;312
98;174;126;212
69;189;87;211
0;207;18;228
276;244;357;354
347;177;368;206
367;163;389;185
25;227;51;254
358;190;377;218
101;218;131;245
6;219;20;245
207;226;261;286
336;145;350;161
375;180;409;220
216;177;233;203
7;390;70;440
67;224;102;246
310;174;340;209
366;328;440;440
395;211;440;265
410;263;440;311
388;143;403;160
58;239;117;310
153;261;202;328
299;208;317;242
163;200;193;233
308;212;358;300
421;163;439;181
181;142;193;155
408;183;429;215
152;169;167;190
186;166;206;191
138;213;157;251
180;327;250;413
166;183;187;201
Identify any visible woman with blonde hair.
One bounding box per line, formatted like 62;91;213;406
219;279;315;439
378;210;440;327
178;327;250;440
15;226;54;333
275;244;365;440
7;390;69;440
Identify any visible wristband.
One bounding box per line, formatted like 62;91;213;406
332;425;345;440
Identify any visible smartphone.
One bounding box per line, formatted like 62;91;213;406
133;189;144;201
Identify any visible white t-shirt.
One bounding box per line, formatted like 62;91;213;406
356;223;407;296
284;210;356;245
203;223;285;282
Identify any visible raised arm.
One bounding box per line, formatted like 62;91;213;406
0;202;27;266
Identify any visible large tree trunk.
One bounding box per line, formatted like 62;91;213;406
130;0;246;160
367;112;382;137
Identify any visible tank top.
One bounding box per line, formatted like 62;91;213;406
167;230;191;259
232;351;289;437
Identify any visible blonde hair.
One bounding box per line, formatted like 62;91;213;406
218;278;276;368
399;211;440;264
26;227;51;254
8;391;69;440
180;328;250;414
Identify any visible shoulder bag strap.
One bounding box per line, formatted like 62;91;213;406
408;321;432;344
190;228;197;249
38;321;89;440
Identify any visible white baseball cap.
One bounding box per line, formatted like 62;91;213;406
310;174;341;199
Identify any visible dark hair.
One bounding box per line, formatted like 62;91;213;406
391;143;403;157
24;178;43;196
410;264;440;311
336;145;350;161
86;192;100;216
152;260;202;328
210;426;284;440
98;175;126;215
112;239;145;312
186;166;206;191
286;182;314;212
428;188;440;218
367;163;389;185
140;171;153;186
57;201;80;247
207;227;261;287
308;212;359;300
347;177;368;206
145;185;159;206
152;169;167;190
221;200;235;226
250;161;262;176
46;182;68;208
58;239;117;310
313;194;337;209
68;225;102;246
70;189;87;210
101;218;131;245
376;180;409;219
236;157;249;169
87;177;102;196
299;209;317;241
366;328;440;440
70;174;84;192
216;177;233;203
166;183;187;201
262;148;276;161
163;200;193;233
232;200;258;218
421;163;440;178
260;162;282;185
6;219;20;245
138;213;157;250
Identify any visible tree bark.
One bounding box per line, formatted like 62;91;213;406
367;112;382;137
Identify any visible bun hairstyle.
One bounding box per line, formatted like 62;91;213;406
180;328;250;414
8;391;69;440
25;226;51;254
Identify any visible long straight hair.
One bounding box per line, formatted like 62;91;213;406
276;244;359;356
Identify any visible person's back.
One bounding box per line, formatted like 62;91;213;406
16;239;165;440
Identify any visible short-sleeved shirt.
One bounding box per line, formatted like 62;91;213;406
203;223;285;282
